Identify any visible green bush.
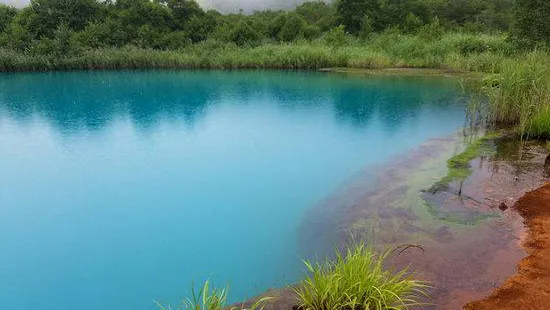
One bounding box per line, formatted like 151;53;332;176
325;25;348;48
278;13;307;42
161;31;192;50
230;21;261;47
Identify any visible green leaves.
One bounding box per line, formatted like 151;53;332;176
513;0;550;47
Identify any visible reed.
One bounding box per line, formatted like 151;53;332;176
0;32;515;72
478;51;550;137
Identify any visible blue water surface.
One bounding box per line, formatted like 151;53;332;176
0;70;465;310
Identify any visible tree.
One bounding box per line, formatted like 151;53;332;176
375;0;431;31
184;14;216;43
3;8;34;50
402;12;423;33
438;0;487;26
73;18;128;48
469;0;513;31
230;20;260;46
278;13;306;42
336;0;380;35
164;0;204;28
513;0;550;46
0;4;17;33
28;0;104;38
113;0;173;45
325;25;348;48
358;15;373;39
296;1;334;26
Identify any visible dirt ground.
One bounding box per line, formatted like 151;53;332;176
465;183;550;310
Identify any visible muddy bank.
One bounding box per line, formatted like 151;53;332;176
464;183;550;310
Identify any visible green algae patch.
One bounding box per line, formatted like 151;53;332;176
429;133;499;193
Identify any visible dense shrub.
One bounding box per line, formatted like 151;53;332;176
230;21;261;47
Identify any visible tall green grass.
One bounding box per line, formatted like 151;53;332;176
0;32;514;72
154;280;271;310
477;51;550;138
294;243;427;310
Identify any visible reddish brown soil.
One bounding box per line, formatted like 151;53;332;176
465;183;550;310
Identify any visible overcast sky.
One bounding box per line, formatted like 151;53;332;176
0;0;309;12
2;0;25;7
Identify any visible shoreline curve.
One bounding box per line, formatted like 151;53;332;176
464;183;550;310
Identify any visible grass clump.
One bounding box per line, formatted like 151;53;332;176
155;280;270;310
294;242;427;310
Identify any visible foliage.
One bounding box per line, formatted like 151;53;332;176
324;25;348;48
0;0;535;53
513;0;550;47
295;242;427;310
296;1;335;31
230;21;260;47
278;13;307;42
27;0;103;38
337;0;380;35
402;13;423;34
0;4;17;33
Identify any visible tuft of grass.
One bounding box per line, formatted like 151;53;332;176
155;280;271;310
294;242;428;310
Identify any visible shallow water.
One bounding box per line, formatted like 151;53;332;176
0;71;466;310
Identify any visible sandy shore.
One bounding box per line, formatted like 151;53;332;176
465;183;550;310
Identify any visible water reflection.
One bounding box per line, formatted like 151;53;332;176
0;70;465;135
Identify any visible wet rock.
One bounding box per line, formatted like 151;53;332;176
544;154;550;177
499;203;508;211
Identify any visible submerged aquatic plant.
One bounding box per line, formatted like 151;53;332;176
294;242;428;310
429;133;498;194
155;280;271;310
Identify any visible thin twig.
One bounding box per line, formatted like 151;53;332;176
391;244;425;255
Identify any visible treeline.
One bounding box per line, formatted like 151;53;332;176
0;0;541;56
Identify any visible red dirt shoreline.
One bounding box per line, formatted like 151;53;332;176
464;183;550;310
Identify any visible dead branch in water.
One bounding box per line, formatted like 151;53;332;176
391;244;425;255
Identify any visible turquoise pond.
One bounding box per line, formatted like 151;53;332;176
0;71;466;310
